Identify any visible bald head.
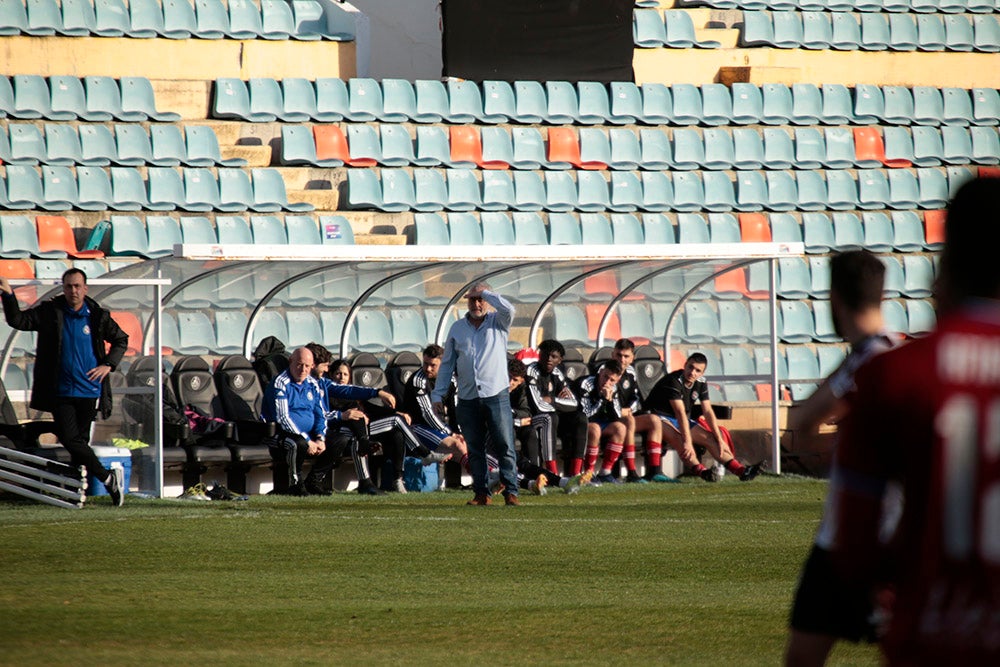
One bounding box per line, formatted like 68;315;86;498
288;347;314;383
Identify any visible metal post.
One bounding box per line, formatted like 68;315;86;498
769;258;781;475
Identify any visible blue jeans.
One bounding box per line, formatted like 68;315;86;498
457;391;518;497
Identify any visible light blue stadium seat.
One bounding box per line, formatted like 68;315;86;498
972;87;1000;125
820;83;854;124
860;211;894;252
217;168;255;212
971;126;1000;164
731;128;764;170
75;166;112;210
447;79;484;123
0;215;39;257
172;311;215;355
545;80;578;124
749;302;782;345
973;15;1000;52
379;125;415;167
253;168;312;212
882;86;915;124
543;171;577;212
379;169;416;212
883;126;915;168
912;86;944;125
890;210;925;251
947;165;976;198
853;83;884;123
790;82;822;124
639;128;672;170
39;165;76;210
708;212;740;245
740;11;774;47
779;300;816;344
510;80;546;124
376;78;417;123
608;213;642;245
677;212;710;244
683;302;720;344
12;74;52;120
509;211;545;245
807;256;831;300
412;125;449;167
831;211;864;249
93;0;129;36
480;212;514;245
318;215;353;244
672;128;704;170
732;171;764;212
246;78;283;122
8;123;46;164
666;9;721;47
859;13;890;51
109;215;149;256
181;167;219;211
715;302;752;345
773;11;805;48
280;125;319;166
944;14;974;51
148;125;185;167
60;0;95;35
346;170;382;210
192;0;226;38
608;172;642;213
252;311;289;349
577;82;611;125
777;256;811;299
114;124;152;166
144;215;182;258
552;304;590;347
881;255;905;298
180;216;216;244
389;309;427;353
942;125;973;164
633;8;667;47
258;0;297;39
702;128;735;170
800;212;833;253
580;212;614;245
810;299;839;343
412;169;447;211
906;299;936;336
277;78;317;122
160;0;196;38
913;126;944;166
479;80;515;124
764;170;797;211
282;215;320;245
792;171;824;212
672;172;705;213
640;83;673;125
546;212;579;245
769;212;801;244
507;171;543;212
607;81;641;125
917;14;946;51
793;127;825;169
185;125;244;167
479;126;513;169
0;0;27;36
701;84;733;126
671;83;703;125
756;83;792;125
639;171;672;212
311;77;348;122
214;310;247;353
215;216;253;244
3;164;43;208
226;0;262;38
578;127;612;169
346;124;382;166
642;213;675;245
763;128;795;169
889;14;918;51
408;79;447;123
826;170;858;210
618;302;654;342
577;171;610;212
507;127;545;170
823;126;856;169
858;169;890;210
445;169;481;212
27;0;63;35
881;300;909;336
145;166;184;211
249;215;286;245
903;254;935;298
917;167;949;208
48;76;91;121
607;128;640;170
481;171;514;212
786;347;820;398
128;0;165;38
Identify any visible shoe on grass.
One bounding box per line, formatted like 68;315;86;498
647;473;675;483
563;469;591;494
206;484;248;501
739;463;762;482
357;482;384;495
504;493;520;506
595;472;621;485
104;466;125;507
699;467;719;483
467;493;492;506
177;482;210;501
625;471;648;484
394;478;408;494
529;474;548;496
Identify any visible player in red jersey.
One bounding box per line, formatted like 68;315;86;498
831;177;1000;665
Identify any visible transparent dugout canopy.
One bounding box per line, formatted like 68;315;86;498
2;242;803;497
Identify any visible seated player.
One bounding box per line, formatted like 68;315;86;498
578;359;629;484
525;339;589;475
402;344;471;473
308;344;449;494
645;352;761;483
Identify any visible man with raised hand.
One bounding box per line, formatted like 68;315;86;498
0;269;129;506
432;282;519;506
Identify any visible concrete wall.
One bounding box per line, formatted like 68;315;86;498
345;0;443;80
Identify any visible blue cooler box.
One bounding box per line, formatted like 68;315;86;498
88;446;132;497
403;456;440;492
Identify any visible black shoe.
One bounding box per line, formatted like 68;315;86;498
739;463;762;482
304;481;333;496
357;482;384;495
206;484;248;501
104;467;125;507
699;468;719;483
625;471;649;484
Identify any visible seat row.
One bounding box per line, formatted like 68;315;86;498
739;10;1000;52
212;77;1000;128
343;165;978;214
1;123;241;168
411;209;938;253
0;0;352;41
279;123;1000;172
0;165;310;213
632;8;722;48
663;0;997;14
0;75;177;121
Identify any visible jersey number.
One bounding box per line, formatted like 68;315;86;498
936;395;1000;564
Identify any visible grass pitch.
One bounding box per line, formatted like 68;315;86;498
0;475;879;666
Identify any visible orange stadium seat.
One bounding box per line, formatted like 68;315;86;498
979;166;1000;179
0;258;36;305
546;127;581;169
112;311;144;357
923;209;946;248
714;266;750;299
36;216;105;259
586;303;621;342
738;212;771;242
449;125;482;167
853;127;886;168
312;125;351;165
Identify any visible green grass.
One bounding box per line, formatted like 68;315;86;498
0;475;879;666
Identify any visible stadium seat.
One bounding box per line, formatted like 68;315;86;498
973;15;1000;52
913;126;945;166
732;128;765;169
577;171;610;212
701;84;733;126
608;82;642;125
447;212;484;244
672;172;705;212
249;215;286;245
671;83;703;125
671;128;704;170
60;0;96;36
479;126;513;169
0;215;39;257
160;0;196;38
213;78;268;122
734;171;767;212
740;11;774;47
92;0;130;37
108;215;149;257
857;169;890;210
703;128;735;170
226;0;262;38
182;167;220;211
794;127;825;169
666;9;720;47
677;212;709;244
820;83;855;124
580;213;613;245
191;0;227;38
633;8;667;47
881;300;909;336
120;77;180;121
578;127;611;169
882;127;915;168
346;124;381;167
186;125;244;168
148;125;185;167
8;123;46;164
48;76;89;121
279;125;319;167
114;124;153;166
942;125;973;164
801;12;833;50
917;15;947;51
481;171;515;211
577;82;611;125
917;168;950;209
479;80;515;124
510;212;547;245
643;213;675;244
548;212;581;245
481;212;515;245
253;169;312;212
763;128;795;169
861;212;894;252
38;165;76;210
447;79;485;123
145;166;185;211
971;126;1000;165
790;83;822;125
611;213;644;244
779;300;816;344
906;299;936;336
640;83;673;125
144;215;182;258
75;166;113;210
972;87;1000;125
832;211;865;249
545;80;579;124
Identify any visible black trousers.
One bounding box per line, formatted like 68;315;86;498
52;397;106;481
